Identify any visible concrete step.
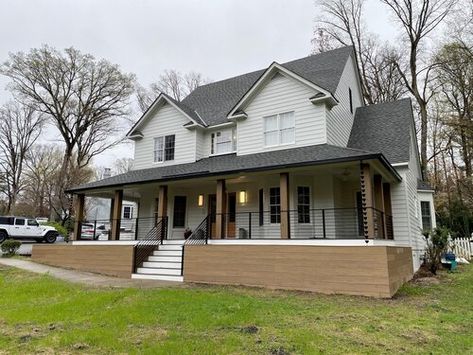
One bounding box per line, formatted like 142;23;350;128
142;261;181;269
153;250;181;257
147;256;181;262
131;273;183;282
158;245;183;251
136;267;182;276
162;239;186;245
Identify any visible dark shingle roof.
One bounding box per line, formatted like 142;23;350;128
180;46;354;126
418;179;434;191
348;98;413;164
69;144;396;193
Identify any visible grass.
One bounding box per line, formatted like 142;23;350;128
0;265;472;354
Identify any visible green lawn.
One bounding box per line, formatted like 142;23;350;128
0;265;472;354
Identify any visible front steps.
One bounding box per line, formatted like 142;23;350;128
131;240;185;282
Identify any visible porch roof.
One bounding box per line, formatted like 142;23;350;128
68;144;401;194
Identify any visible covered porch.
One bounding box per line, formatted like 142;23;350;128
71;158;398;243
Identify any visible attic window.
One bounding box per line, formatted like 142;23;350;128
154;135;175;162
349;88;353;114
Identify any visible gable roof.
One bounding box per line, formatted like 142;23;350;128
127;93;206;137
68;143;400;193
180;46;354;127
348;98;414;165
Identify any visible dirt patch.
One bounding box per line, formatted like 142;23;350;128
413;277;441;285
241;325;259;334
412;266;435;280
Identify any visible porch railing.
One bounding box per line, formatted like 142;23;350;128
133;217;168;272
184;215;212;245
208;207;393;240
75;215;162;241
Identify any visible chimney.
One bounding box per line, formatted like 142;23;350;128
103;168;112;179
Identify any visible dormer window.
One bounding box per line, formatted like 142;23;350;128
211;129;236;155
154;135;175;162
264;111;295;147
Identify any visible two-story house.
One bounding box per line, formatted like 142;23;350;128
34;46;436;297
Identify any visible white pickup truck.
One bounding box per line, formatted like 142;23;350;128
0;216;59;243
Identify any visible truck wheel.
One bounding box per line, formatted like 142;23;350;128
0;231;7;243
44;232;57;244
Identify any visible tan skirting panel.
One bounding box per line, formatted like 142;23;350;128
183;245;413;298
32;244;135;278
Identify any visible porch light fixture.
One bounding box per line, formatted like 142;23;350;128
198;194;204;207
239;190;247;204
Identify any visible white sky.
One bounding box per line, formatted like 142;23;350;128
0;0;396;168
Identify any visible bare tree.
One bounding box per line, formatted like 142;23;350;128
136;70;209;112
313;0;406;104
0;103;44;214
113;157;134;175
435;42;473;176
23;144;63;217
0;45;135;220
381;0;457;176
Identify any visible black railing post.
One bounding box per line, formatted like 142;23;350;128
248;212;252;239
322;209;326;239
134;217;139;240
93;220;97;240
181;245;185;276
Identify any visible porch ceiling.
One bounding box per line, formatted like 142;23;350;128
68;144;401;195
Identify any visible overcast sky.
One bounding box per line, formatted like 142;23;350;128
0;0;396;168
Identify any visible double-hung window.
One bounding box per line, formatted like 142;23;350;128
211;129;236;155
264;111;295;147
154;135;175;162
297;186;310;223
420;201;432;231
123;206;133;219
269;187;281;224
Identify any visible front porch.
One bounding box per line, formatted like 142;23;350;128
72;160;396;242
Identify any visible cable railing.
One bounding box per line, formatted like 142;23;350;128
133;217;168;272
204;207;393;240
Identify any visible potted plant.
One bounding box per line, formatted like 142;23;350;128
184;228;192;239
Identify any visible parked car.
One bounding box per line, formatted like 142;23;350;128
0;216;59;243
80;223;107;240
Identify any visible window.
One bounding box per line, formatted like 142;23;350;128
173;196;187;228
269;187;281;224
0;217;13;225
123;206;133;219
297;186;310;223
349;87;353;114
211;129;236;155
264;111;295;147
27;219;39;227
154;135;175;162
421;201;432;231
15;218;25;226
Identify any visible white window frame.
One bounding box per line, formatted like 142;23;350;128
263;111;295;147
153;135;175;163
211;128;236;155
123;205;133;220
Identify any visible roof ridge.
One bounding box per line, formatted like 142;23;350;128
182;45;354;98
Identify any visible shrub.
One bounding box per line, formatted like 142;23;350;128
44;222;68;237
1;239;22;257
423;227;450;275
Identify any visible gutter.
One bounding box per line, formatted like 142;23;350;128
66;152;401;194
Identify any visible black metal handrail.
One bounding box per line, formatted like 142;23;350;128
184;214;212;246
133;217;168;272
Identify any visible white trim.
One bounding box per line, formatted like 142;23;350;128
207;122;236;129
72;241;139;246
392;162;409;167
227;62;337;119
127;94;204;137
208;239;408;247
